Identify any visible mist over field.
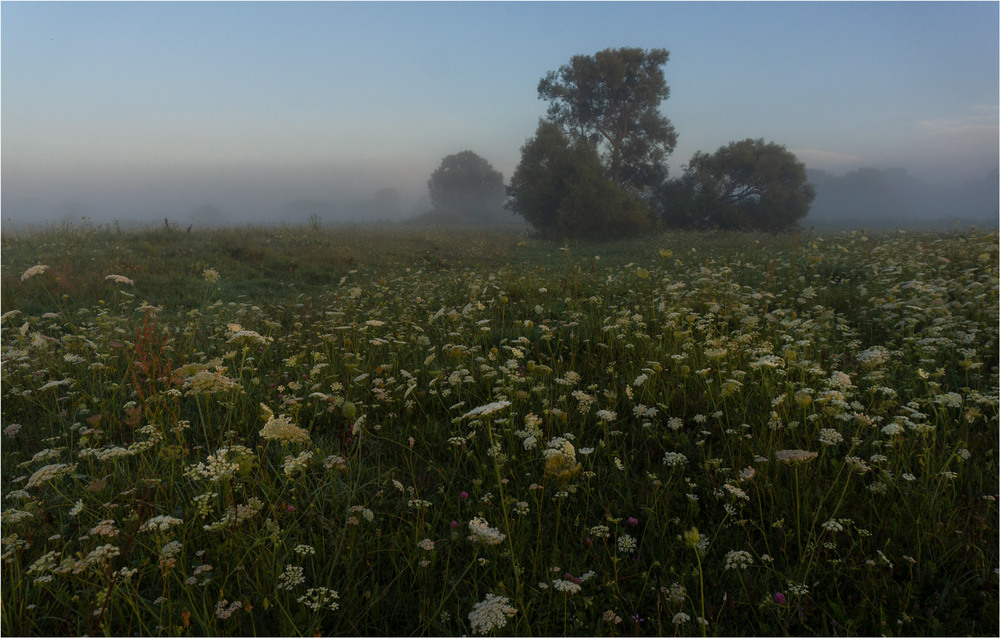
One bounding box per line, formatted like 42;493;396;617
2;3;996;234
2;160;996;233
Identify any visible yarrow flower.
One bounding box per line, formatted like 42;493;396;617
104;274;134;285
468;593;517;635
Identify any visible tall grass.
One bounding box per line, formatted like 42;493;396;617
2;223;997;635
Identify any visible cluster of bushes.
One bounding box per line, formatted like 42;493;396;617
429;48;814;238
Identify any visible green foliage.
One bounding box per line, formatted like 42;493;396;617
538;47;677;195
666;138;815;230
506;121;651;239
2;224;998;636
427;151;506;222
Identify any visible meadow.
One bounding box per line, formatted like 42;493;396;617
1;222;997;636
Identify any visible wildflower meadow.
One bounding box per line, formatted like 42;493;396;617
1;223;997;636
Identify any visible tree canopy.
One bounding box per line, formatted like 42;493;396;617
538;47;677;196
664;139;814;230
506;121;650;239
427;151;505;220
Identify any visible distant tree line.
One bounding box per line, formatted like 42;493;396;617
428;47;815;237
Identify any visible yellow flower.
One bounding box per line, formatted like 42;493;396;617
680;527;701;550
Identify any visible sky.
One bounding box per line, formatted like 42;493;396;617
2;1;998;227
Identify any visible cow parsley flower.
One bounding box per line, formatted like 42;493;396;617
276;564;305;590
818;428;844;446
552;578;581;594
297;587;340;611
259;411;310;444
282;451;313;478
26;463;76;490
724;549;754;570
617;534;637;554
468;517;505;545
774;449;818;464
662;451;688;467
468;593;517;635
461;401;511;420
183;370;240;395
140;515;183;532
417;538;435;551
20;265;49;281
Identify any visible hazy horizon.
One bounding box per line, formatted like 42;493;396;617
3;2;997;230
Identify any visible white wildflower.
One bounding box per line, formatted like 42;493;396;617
468;593;517;635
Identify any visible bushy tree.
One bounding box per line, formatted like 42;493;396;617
427;151;505;220
538;47;677;196
665;139;814;230
506;121;650;238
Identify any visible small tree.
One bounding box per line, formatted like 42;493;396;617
538;47;677;196
506;121;649;238
427;151;505;220
666;139;814;230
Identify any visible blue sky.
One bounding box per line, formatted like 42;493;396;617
2;1;997;224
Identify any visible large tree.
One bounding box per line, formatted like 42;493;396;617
665;138;814;230
537;47;677;196
506;120;650;239
427;151;505;220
